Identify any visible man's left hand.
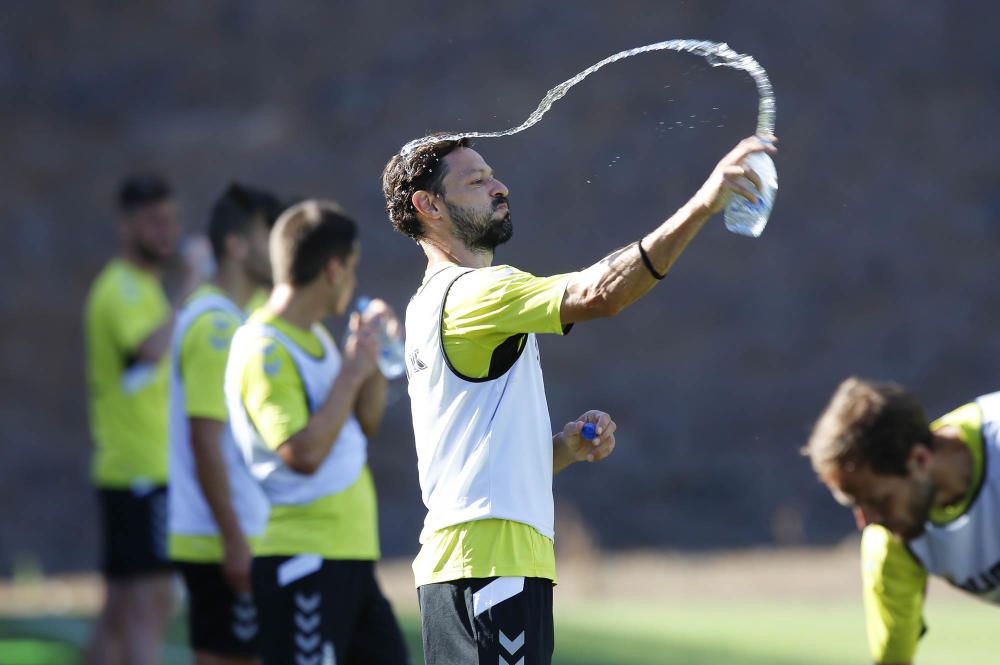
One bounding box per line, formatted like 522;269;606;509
562;410;617;463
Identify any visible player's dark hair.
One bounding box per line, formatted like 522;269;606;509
381;135;473;240
804;378;933;477
118;173;173;213
270;200;357;286
207;183;284;262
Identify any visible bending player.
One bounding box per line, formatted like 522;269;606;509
381;133;774;664
168;183;284;665
226;201;410;664
804;378;1000;665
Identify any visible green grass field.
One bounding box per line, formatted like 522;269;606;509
0;598;995;664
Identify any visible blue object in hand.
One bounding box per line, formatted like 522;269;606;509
581;423;598;440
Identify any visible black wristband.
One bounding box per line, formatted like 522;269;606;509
637;240;666;280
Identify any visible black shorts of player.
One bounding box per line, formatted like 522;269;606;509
252;556;410;665
176;561;259;659
418;576;554;665
97;486;171;579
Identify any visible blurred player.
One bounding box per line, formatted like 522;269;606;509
805;378;1000;665
167;184;284;665
380;133;772;664
225;201;410;664
84;173;203;665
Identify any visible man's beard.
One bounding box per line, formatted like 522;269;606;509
446;199;513;252
133;240;169;265
900;477;936;540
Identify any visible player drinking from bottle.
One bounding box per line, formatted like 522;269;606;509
225;200;410;665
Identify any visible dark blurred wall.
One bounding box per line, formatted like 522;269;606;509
2;0;999;573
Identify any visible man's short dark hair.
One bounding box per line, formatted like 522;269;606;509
270;200;357;286
207;183;284;262
381;135;473;240
118;173;173;213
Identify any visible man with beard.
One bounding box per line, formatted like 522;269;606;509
167;184;284;665
804;378;1000;665
381;134;774;664
85;173;205;665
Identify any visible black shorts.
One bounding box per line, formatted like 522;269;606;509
97;486;171;579
176;561;259;658
419;576;554;665
252;556;410;665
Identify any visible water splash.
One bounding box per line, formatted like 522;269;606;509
399;39;774;155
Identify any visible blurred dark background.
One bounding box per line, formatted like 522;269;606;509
2;0;999;574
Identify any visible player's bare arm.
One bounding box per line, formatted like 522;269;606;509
133;238;214;363
277;317;379;474
560;135;777;324
188;417;252;593
553;410;617;475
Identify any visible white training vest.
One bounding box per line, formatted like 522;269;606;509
167;292;269;538
405;265;556;541
908;391;1000;603
225;320;367;506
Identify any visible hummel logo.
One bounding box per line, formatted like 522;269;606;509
499;630;525;654
408;349;427;374
498;629;525;664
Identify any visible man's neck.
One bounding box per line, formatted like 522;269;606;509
212;261;256;309
930;429;976;508
421;237;493;271
266;283;327;330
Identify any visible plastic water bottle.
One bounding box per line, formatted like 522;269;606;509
723;143;778;238
354;296;405;380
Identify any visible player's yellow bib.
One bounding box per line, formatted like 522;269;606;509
85;259;170;487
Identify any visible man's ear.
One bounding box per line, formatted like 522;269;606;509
412;190;443;219
908;443;933;475
324;256;342;284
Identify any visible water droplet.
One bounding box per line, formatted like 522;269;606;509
586;180;592;184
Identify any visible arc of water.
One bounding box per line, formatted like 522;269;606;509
399;39;774;156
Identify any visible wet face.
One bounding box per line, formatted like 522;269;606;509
824;461;936;540
123;199;181;264
438;148;512;251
